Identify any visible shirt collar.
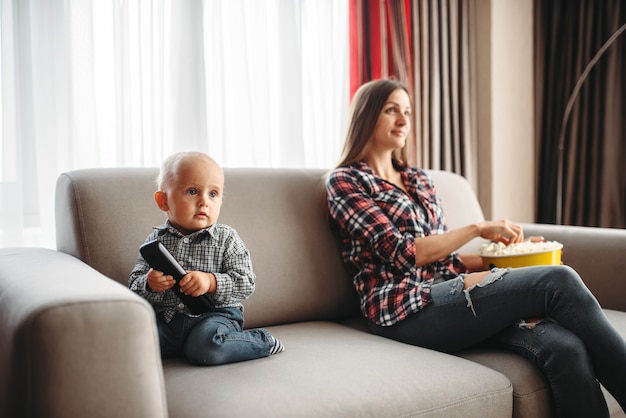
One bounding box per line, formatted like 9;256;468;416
155;219;216;239
353;160;411;188
354;159;408;174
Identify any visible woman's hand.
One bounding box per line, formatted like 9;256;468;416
478;220;524;245
526;235;546;243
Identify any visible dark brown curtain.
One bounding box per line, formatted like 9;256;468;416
535;0;626;227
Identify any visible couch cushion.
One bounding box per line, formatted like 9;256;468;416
459;349;552;418
344;310;626;418
218;169;360;328
55;168;165;286
163;322;512;418
426;170;486;254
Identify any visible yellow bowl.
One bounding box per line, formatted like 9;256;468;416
481;244;563;270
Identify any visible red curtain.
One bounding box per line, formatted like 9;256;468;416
349;0;414;98
349;0;416;165
349;0;476;178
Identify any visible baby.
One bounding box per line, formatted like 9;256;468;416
129;151;283;365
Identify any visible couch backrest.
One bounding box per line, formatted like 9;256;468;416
427;170;486;253
55;167;485;328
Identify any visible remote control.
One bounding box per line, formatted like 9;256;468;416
140;240;214;314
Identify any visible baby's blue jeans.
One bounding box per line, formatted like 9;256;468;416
369;265;626;418
157;307;275;366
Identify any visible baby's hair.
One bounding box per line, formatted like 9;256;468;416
156;152;217;190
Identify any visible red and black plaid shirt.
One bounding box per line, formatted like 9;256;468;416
326;161;468;326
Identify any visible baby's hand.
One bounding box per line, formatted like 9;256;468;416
147;268;175;292
179;271;216;297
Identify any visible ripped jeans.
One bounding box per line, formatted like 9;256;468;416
368;265;626;418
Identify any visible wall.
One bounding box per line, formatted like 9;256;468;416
475;0;535;222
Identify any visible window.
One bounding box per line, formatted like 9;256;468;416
0;0;349;248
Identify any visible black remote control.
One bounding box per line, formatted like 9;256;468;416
139;240;214;314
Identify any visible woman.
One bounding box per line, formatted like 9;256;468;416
325;79;626;417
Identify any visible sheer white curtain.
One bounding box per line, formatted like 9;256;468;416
0;0;348;249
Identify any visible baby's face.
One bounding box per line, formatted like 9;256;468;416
160;157;224;235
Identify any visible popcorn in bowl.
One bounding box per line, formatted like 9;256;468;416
479;240;563;256
479;240;563;269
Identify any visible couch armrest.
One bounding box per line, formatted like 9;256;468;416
521;223;626;311
0;248;167;418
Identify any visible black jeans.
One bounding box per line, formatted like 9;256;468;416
369;265;626;418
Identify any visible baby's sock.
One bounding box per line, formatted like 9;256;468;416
269;336;285;355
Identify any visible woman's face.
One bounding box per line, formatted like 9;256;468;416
368;88;412;154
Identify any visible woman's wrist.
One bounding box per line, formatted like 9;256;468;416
469;223;482;239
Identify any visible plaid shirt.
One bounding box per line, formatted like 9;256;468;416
326;161;468;326
129;220;255;323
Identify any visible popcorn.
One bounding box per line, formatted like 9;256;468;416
479;240;562;257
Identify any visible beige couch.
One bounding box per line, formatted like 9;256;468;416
1;167;625;418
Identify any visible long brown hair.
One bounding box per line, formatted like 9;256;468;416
336;79;411;168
